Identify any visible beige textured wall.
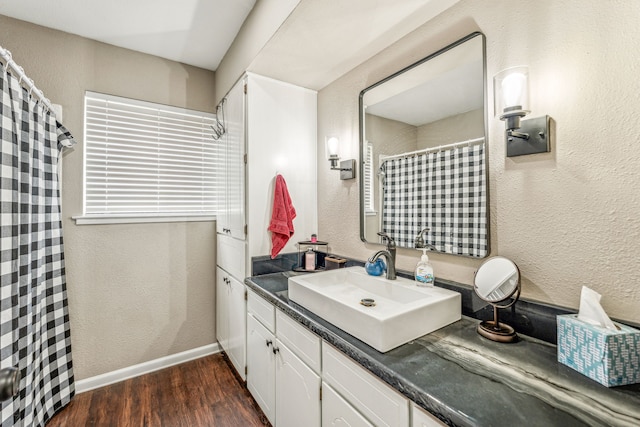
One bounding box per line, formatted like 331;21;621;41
215;0;301;103
0;16;217;379
417;108;484;149
318;0;640;324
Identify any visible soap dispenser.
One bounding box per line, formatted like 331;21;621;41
415;248;434;286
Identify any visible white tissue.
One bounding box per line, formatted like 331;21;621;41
577;286;617;330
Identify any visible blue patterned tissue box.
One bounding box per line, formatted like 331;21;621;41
557;314;640;387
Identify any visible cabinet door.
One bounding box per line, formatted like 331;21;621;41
412;404;446;427
322;382;373;427
227;274;246;380
275;340;321;427
247;314;276;424
215;267;229;351
225;78;246;240
215;140;228;235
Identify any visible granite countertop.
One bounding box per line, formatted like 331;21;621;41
244;271;640;427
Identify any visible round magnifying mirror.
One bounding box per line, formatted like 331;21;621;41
473;256;521;343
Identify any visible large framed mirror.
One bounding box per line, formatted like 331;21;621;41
359;32;488;258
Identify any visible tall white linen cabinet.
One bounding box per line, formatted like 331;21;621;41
215;72;318;380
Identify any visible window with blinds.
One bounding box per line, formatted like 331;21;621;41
83;91;219;217
364;142;376;214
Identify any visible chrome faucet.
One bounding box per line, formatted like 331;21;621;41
369;232;396;280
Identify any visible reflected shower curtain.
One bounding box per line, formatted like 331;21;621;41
380;144;487;257
0;64;75;425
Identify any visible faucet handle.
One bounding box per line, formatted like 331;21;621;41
415;227;430;248
377;232;396;249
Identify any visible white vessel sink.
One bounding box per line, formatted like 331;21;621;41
287;266;461;352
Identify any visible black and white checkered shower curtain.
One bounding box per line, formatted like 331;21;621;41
380;144;487;257
0;64;75;426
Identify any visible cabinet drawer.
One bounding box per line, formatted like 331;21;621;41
217;233;245;279
276;309;321;374
322;343;409;427
248;289;275;333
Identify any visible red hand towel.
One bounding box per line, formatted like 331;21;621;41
268;174;296;258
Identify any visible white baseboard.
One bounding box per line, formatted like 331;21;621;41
75;343;221;394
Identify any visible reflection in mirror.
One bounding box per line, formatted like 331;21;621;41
475;256;519;302
359;32;488;257
473;256;521;343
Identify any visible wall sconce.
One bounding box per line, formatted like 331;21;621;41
494;66;551;157
326;136;355;180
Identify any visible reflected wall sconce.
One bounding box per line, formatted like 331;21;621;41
326;136;355;180
494;66;551;157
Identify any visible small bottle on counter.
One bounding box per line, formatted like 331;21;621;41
415;248;434;286
305;248;316;271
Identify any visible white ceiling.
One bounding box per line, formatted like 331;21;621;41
248;0;461;90
0;0;256;70
0;0;462;92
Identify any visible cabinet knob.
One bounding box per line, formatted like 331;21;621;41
272;347;279;355
266;339;272;347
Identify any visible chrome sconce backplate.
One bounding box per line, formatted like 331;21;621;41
506;115;551;157
339;159;356;180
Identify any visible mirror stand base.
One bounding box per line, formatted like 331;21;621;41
477;321;518;343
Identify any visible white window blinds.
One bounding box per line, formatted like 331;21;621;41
83;91;219;216
364;142;376;214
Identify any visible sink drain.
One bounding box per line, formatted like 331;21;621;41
360;298;376;307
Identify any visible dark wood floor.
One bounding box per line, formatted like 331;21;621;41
47;353;269;427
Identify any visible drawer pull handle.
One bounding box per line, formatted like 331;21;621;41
266;340;272;347
272;347;279;355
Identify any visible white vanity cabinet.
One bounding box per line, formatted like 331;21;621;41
215;73;317;381
246;312;276;422
215;76;247;381
412;404;447;427
216;266;246;380
246;290;321;427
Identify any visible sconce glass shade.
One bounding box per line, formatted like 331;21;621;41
325;136;355;179
494;66;530;117
326;136;340;161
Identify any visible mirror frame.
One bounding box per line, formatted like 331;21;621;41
358;32;489;257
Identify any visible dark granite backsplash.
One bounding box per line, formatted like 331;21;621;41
252;253;638;345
